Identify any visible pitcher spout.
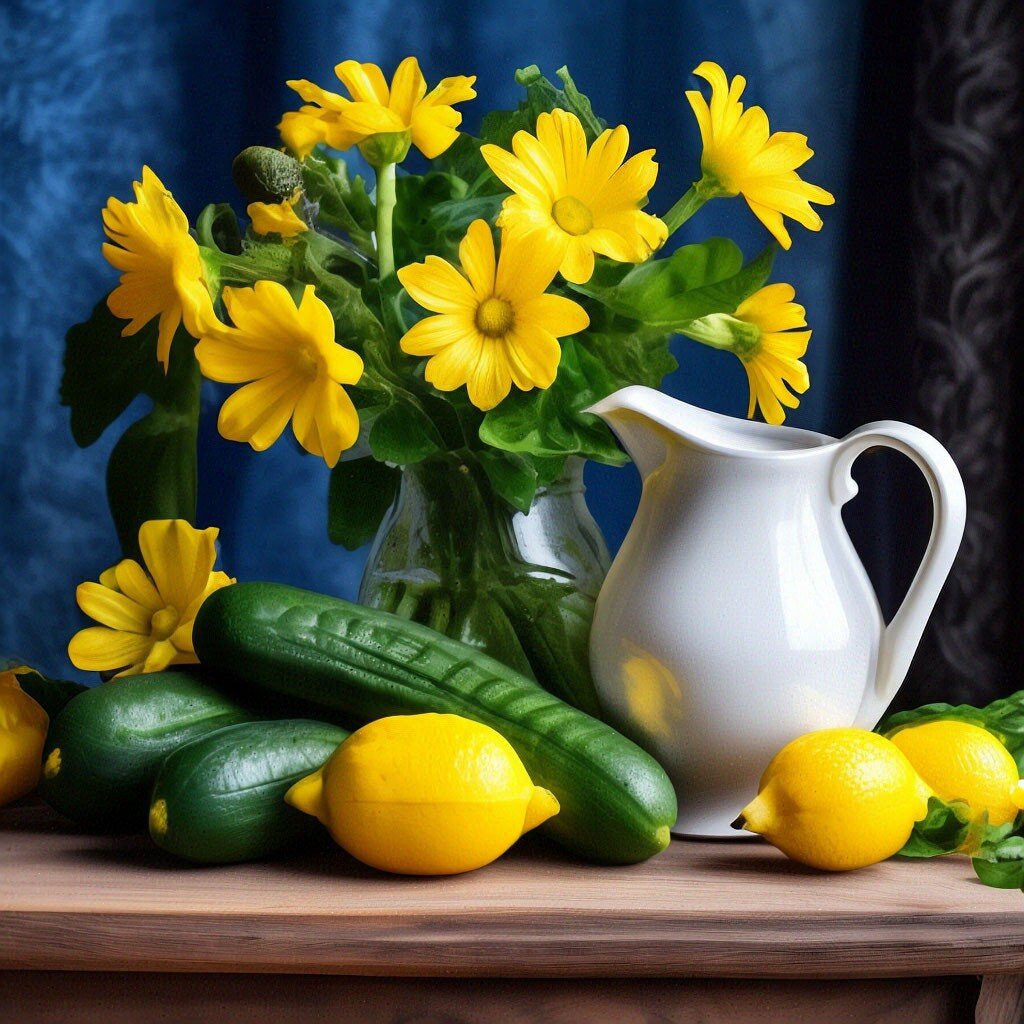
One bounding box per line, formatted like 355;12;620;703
587;385;835;480
586;386;681;480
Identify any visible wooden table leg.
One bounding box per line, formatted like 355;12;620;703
977;975;1024;1024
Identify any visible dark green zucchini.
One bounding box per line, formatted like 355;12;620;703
149;719;348;864
41;671;252;831
194;583;677;864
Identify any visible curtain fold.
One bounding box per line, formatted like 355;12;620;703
904;0;1024;706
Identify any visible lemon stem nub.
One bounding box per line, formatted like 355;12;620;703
737;791;772;834
285;769;327;824
521;786;560;835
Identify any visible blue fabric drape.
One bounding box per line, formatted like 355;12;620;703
0;0;863;678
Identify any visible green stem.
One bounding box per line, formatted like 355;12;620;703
662;182;711;236
375;162;398;279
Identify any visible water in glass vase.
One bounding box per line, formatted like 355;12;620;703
359;455;610;717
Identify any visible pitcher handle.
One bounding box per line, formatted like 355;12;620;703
830;421;967;727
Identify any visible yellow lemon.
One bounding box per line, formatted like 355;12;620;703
738;728;930;871
285;713;559;875
0;670;49;807
890;720;1020;827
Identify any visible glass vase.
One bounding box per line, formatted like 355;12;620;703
359;454;610;717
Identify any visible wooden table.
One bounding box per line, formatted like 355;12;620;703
3;801;1024;1023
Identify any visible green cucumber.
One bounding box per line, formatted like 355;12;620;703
41;671;252;831
150;719;348;864
194;583;677;864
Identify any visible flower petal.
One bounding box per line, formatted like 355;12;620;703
516;293;590;338
481;145;553;205
113;559;164;612
458;219;497;298
138;519;219;615
423;332;483;394
504;323;562;391
388;56;428;123
464;341;513;411
68;627;153;673
398;255;477;314
291;377;360;467
559;237;596;284
76;582;151;633
217;369;305;451
334;60;390;105
400;313;472;356
494;230;562;304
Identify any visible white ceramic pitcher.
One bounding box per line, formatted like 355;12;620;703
587;386;967;838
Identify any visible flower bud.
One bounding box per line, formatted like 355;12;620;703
231;146;303;204
358;130;412;168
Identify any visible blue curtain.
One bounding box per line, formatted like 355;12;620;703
0;0;864;678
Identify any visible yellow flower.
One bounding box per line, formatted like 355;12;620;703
733;284;811;425
247;189;308;237
280;57;476;162
102;166;215;371
195;281;363;467
397;220;589;411
480;109;666;285
68;520;234;678
686;62;835;249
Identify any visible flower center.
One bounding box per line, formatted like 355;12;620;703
475;296;515;338
551;195;594;236
150;607;179;641
296;343;319;378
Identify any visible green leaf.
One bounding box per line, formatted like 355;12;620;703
973;835;1024;889
570;240;776;328
106;408;198;562
327;457;399;550
195;203;242;255
105;335;201;560
293;234;387;360
897;797;972;858
368;397;444;465
301;148;375;247
61;301;168;447
477;450;540;513
480;337;631;464
481;65;606;149
393;171;503;265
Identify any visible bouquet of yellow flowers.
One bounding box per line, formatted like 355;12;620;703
62;57;832;711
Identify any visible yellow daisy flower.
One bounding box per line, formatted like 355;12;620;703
733;283;811;425
397;219;590;410
480;109;667;285
194;281;363;468
280;57;476;162
68;520;234;678
686;62;835;249
102;166;215;371
247;189;308;237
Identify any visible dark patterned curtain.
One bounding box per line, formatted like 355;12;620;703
844;0;1024;709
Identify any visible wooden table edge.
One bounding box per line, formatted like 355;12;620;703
5;907;1024;978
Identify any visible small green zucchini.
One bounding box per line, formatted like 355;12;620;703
149;719;348;864
41;670;252;830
